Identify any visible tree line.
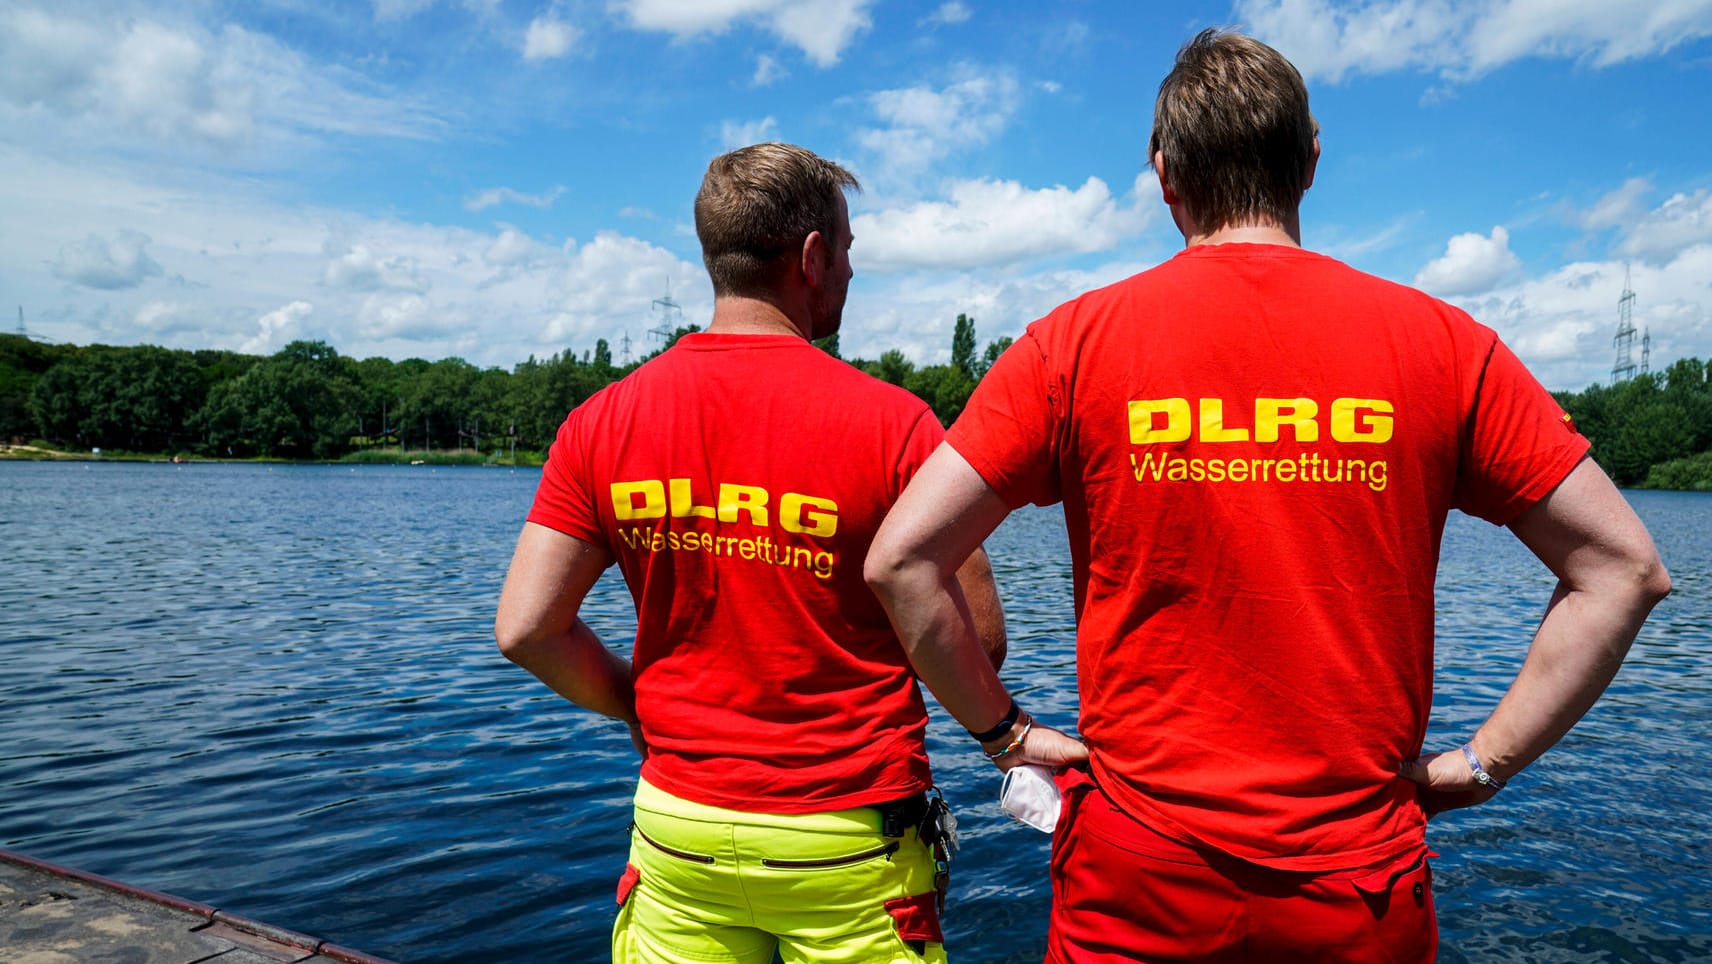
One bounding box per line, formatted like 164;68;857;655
0;314;1011;462
5;324;1710;489
1554;356;1712;489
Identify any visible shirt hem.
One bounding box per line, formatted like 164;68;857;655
1091;755;1428;873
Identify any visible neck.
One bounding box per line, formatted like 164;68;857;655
1181;212;1303;249
705;297;811;339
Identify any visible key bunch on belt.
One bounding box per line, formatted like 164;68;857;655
920;788;958;914
918;790;959;857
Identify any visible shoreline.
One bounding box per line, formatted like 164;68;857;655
0;445;544;468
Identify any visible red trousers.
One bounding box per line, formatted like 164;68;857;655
1045;768;1436;964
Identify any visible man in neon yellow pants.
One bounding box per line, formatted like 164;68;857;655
496;142;1006;962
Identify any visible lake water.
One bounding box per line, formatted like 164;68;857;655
1;461;1708;962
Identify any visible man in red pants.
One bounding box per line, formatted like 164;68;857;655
867;29;1670;962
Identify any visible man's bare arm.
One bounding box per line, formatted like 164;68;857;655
1404;457;1670;813
867;443;1087;769
494;522;638;731
955;547;1007;671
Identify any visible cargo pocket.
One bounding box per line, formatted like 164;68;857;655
633;823;716;864
884;891;944;957
760;840;899;869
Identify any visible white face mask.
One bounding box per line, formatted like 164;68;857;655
999;764;1062;834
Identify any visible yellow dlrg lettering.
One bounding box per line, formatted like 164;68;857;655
1255;398;1319;443
669;478;716;519
718;484;769;526
1331;398;1394;443
1198;398;1250;443
1128;398;1192;444
780;493;838;538
611;480;666;520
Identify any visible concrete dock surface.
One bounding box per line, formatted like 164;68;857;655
0;849;396;963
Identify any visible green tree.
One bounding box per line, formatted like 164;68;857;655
594;338;614;369
951;313;977;378
1561;366;1709;487
27;344;204;451
0;334;66;441
29;360;88;445
978;336;1013;377
872;349;914;388
194;340;360;458
396;357;480;451
906;364;975;425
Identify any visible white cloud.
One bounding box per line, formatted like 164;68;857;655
358;293;450;340
839;255;1158;366
483;226;544;268
852;174;1154;273
50;230;164;290
1469;0;1712;73
2;150;707;370
243;300;314;354
1450;250;1712;390
1394;187;1712;389
752;53;785;86
321;243;430;294
0;6;443;154
133;300;201;336
614;0;876;67
1414;226;1522;296
858;69;1021;179
922;3;972;27
463;185;567;211
1238;0;1712;83
1581;177;1653;231
1237;0;1462;83
1619;189;1712;262
523;16;579;60
720;116;780;149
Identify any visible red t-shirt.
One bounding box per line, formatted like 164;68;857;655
528;332;943;813
948;244;1589;870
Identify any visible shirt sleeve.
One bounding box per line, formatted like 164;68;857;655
1453;335;1592;526
945;327;1064;508
525;411;610;548
891;406;947;500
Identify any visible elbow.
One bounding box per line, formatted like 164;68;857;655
863;539;906;602
864;540;938;613
493;614;540;665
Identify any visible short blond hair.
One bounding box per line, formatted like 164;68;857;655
694;143;859;298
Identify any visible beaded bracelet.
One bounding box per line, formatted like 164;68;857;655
984;715;1034;761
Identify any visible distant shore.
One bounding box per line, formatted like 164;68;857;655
0;444;544;468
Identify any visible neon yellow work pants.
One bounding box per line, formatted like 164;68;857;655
613;777;948;964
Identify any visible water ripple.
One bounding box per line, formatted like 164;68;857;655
2;463;1708;961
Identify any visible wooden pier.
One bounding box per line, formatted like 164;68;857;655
0;849;395;963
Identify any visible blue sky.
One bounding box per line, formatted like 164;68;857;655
4;0;1712;391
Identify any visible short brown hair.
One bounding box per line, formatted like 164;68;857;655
695;143;859;298
1148;28;1316;233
